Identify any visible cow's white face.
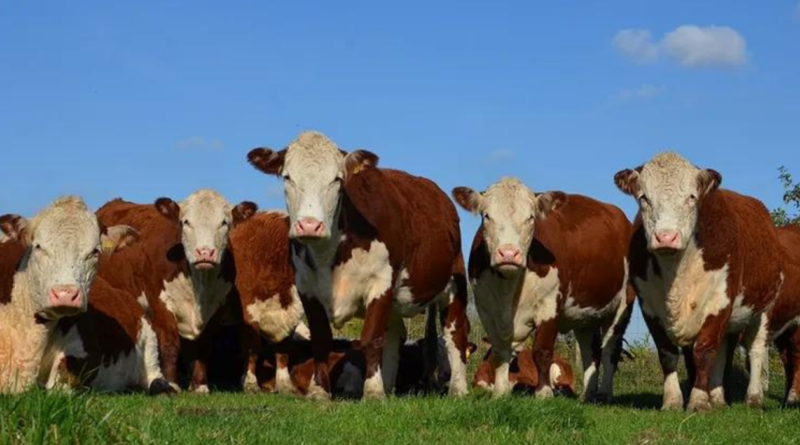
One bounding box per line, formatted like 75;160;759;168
453;178;565;275
615;152;721;254
156;190;257;271
247;131;378;244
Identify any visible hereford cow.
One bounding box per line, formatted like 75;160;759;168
473;345;575;396
227;210;305;394
453;178;633;401
247;131;470;399
96;190;257;393
0;198;163;393
768;224;800;405
615;152;783;411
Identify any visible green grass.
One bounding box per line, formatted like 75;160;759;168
3;343;800;445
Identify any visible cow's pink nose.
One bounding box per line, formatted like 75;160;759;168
654;231;681;249
496;245;523;266
194;247;217;263
295;218;326;238
48;285;81;308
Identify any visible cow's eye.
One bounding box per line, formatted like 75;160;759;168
527;214;536;222
638;195;651;206
482;213;492;222
688;194;698;202
88;247;101;259
182;219;191;227
220;220;229;228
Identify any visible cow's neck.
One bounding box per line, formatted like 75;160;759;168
1;270;54;392
300;226;344;271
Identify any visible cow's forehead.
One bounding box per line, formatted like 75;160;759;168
640;152;699;196
484;178;535;208
31;196;99;243
283;131;344;178
181;189;230;218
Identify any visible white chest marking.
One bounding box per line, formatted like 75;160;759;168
294;240;394;328
245;286;304;343
159;272;232;340
473;267;560;348
636;245;731;346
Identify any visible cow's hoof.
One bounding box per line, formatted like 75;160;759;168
306;384;331;402
786;390;799;406
242;372;260;394
191;385;210;395
710;388;727;408
594;393;612;404
149;378;178;396
536;386;555;400
745;393;764;409
687;389;712;412
448;383;468;398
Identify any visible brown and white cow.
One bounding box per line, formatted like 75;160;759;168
96;190;257;393
0;198;163;393
768;224;800;405
453;178;633;401
615;152;783;411
473;345;575;396
227;210;305;394
247;131;470;399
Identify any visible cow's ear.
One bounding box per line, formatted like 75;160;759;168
232;201;258;225
344;150;379;180
698;168;722;198
247;148;286;177
535;191;566;218
100;224;139;254
614;167;642;196
155;198;180;222
0;214;29;245
451;187;483;214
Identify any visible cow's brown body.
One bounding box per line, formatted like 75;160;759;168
769;224;800;405
228;211;302;393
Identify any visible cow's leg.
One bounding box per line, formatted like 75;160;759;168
742;313;770;409
273;337;297;395
575;328;601;403
303;296;334;401
189;330;214;394
380;314;406;395
476;296;513;398
688;310;731;412
423;305;439;391
598;293;634;402
787;327;800;405
152;306;182;393
775;329;795;405
531;318;559;400
137;318;175;395
240;322;263;394
440;270;470;397
360;288;394;400
643;313;683;410
708;336;729;408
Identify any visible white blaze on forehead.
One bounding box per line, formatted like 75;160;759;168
480;178;538;260
24;196;100;315
282;131;344;225
637;152;703;239
180;189;232;262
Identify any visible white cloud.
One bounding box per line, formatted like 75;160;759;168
619;84;666;100
175;136;224;151
613;29;659;64
662;26;747;68
613;25;748;69
486;149;514;162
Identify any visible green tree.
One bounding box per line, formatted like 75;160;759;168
770;166;800;227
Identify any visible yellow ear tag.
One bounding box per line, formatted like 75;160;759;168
352;164;363;175
466;348;472;360
101;239;116;254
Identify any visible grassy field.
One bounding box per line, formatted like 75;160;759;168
3;336;800;445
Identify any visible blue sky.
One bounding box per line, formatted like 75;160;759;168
2;1;799;337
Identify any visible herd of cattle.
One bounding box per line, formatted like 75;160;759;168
1;131;799;413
